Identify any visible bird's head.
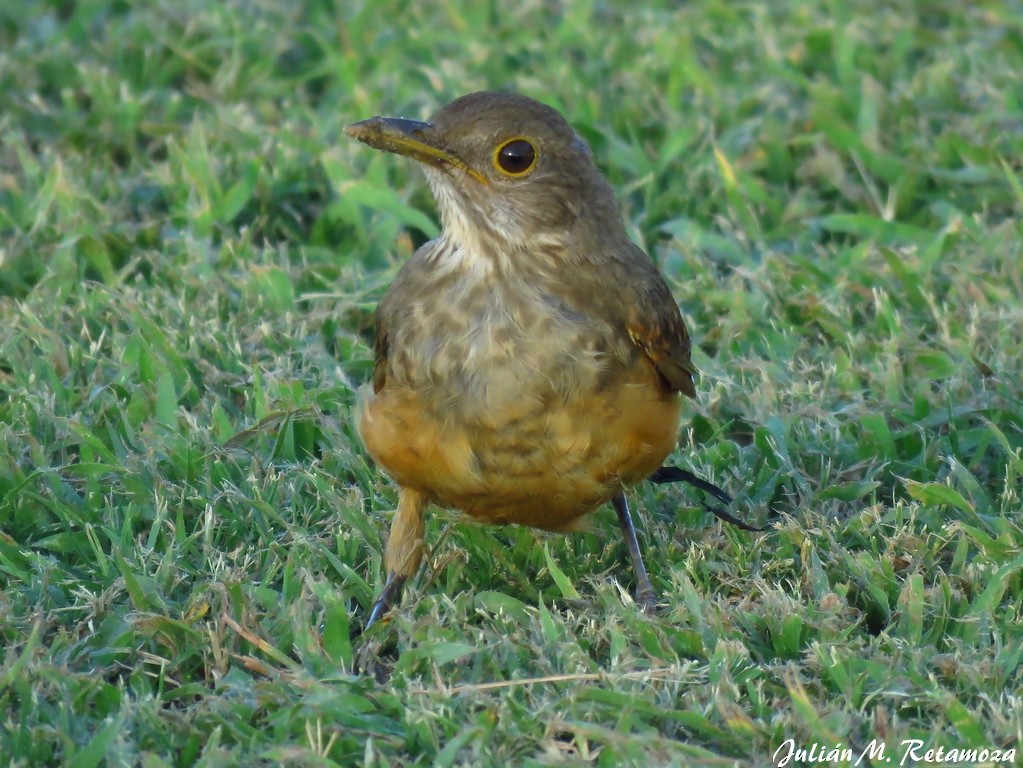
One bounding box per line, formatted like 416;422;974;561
346;92;623;264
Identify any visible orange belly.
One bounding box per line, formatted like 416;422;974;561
355;356;681;531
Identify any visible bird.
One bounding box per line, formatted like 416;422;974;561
346;91;747;628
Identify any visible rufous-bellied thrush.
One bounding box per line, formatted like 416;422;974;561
347;92;753;627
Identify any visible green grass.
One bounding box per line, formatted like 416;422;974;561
2;0;1022;765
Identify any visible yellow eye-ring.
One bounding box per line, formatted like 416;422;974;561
493;138;538;177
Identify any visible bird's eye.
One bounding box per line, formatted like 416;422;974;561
493;138;538;177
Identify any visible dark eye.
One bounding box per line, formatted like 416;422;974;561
494;138;537;176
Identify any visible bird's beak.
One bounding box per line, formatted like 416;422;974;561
345;116;488;185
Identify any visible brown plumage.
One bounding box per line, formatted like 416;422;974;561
347;92;698;626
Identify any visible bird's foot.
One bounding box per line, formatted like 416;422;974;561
649;465;769;532
635;584;658;615
365;572;407;629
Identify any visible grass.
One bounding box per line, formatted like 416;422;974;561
1;0;1022;765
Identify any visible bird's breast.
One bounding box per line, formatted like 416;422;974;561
360;243;682;529
387;267;624;424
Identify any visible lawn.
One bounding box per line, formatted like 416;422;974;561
1;0;1022;765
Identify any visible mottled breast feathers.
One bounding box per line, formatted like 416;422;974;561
371;240;696;400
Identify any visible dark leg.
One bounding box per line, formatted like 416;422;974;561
648;466;733;506
648;465;768;532
612;492;657;613
365;489;426;629
365;573;407;629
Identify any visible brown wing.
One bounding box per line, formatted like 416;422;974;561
370;249;425;395
626;307;696;398
626;301;696;397
371;299;391;393
616;247;697;398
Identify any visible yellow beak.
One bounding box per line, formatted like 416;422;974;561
345;116;488;185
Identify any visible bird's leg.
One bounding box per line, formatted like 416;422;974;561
648;465;733;506
648;465;768;532
366;488;426;628
612;492;657;613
